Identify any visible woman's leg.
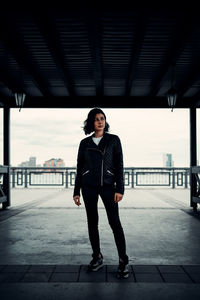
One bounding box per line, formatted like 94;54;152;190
81;186;101;258
100;185;129;263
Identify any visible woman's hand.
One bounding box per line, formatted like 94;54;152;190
73;195;81;206
114;193;123;203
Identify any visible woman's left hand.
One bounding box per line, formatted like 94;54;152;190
114;193;123;203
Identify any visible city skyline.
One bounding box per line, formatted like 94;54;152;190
17;156;65;168
0;108;199;167
16;152;175;168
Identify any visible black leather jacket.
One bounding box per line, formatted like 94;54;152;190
73;132;124;196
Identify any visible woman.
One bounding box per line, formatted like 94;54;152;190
73;107;129;279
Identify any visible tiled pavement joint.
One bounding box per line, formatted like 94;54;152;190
0;264;200;284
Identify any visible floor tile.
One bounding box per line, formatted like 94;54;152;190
79;267;106;282
50;272;78;282
54;265;80;272
189;274;200;283
158;265;185;273
0;265;6;272
182;265;200;274
21;272;52;282
28;265;55;273
135;273;164;282
0;272;25;283
162;273;193;283
2;265;30;273
81;265;106;272
132;265;159;273
107;265;118;272
107;272;135;282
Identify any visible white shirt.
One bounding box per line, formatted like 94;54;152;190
92;136;103;146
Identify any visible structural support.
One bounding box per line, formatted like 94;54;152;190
3;106;10;208
190;107;197;209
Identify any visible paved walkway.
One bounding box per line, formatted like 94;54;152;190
0;188;200;299
0;264;200;283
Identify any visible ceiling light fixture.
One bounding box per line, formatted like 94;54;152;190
15;93;26;112
167;64;177;112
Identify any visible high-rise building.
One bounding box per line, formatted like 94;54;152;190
163;153;174;167
18;156;36;167
29;156;36;167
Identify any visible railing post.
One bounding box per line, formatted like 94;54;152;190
172;169;175;189
24;168;28;188
12;168;15;188
132;168;134;188
65;169;68;189
185;169;188;189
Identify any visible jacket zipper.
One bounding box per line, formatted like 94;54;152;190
87;147;106;186
82;170;89;176
101;159;103;186
107;170;114;176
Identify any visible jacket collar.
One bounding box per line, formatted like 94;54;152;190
88;132;110;152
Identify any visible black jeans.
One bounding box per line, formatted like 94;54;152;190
81;185;128;263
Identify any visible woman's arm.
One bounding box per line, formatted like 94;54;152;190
114;136;125;195
73;140;84;197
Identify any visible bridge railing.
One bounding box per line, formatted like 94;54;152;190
7;167;190;189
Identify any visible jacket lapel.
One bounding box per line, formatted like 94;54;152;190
88;132;110;152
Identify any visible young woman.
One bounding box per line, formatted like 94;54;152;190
73;107;129;279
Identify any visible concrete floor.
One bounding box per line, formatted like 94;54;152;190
0;188;199;265
0;187;200;299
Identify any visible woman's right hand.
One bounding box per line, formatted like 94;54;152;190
73;195;81;206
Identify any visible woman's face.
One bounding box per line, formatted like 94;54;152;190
94;113;106;132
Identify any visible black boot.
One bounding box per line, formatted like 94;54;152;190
88;252;103;272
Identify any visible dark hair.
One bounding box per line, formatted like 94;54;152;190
83;107;110;135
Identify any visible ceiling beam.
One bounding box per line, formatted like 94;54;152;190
178;61;200;98
0;64;26;95
32;11;75;97
191;89;200;103
125;11;148;96
149;12;194;97
1;96;195;109
86;12;103;96
0;12;51;97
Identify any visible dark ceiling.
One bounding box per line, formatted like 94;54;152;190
0;8;200;108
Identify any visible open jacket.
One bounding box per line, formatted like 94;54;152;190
73;132;124;197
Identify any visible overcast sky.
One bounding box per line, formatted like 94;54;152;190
0;108;199;167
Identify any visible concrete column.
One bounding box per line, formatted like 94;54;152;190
3;106;10;207
190;107;197;208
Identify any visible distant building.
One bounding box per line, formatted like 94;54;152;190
43;158;65;168
18;156;36;167
163;153;174;167
29;157;36;167
18;161;29;167
17;157;65;169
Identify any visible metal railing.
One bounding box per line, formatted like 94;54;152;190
8;167;190;189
